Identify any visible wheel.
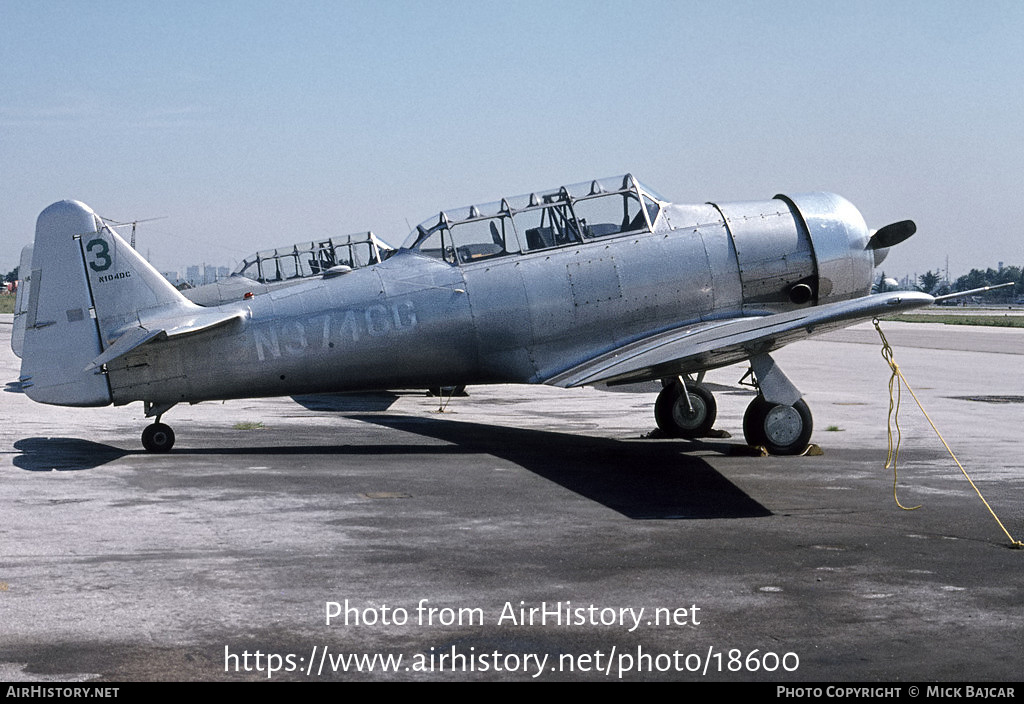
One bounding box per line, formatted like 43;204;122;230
743;396;812;455
142;422;175;453
655;383;717;438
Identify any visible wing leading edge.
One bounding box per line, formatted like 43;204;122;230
546;291;935;388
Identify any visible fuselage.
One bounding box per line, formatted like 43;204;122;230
101;179;875;406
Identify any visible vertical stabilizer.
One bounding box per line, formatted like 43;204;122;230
19;200;200;406
19;201;111;405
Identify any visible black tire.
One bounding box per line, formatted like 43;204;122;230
655;383;717;438
142;422;175;453
742;396;770;447
743;396;812;455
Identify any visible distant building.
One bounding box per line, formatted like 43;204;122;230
161;271;190;288
176;264;232;287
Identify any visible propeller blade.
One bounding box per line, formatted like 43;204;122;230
867;220;916;249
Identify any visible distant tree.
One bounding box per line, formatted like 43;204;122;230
997;264;1022;288
953;266;1020;301
992;265;1021;300
954;268;988;292
917;270;942;294
2;266;17;283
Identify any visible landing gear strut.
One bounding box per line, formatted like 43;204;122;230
655;377;717;438
733;354;815;455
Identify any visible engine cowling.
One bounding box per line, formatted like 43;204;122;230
712;192;874;311
778;192;874;304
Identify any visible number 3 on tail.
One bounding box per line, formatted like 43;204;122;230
86;238;112;272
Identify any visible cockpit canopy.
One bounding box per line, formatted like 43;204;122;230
402;174;663;264
233;232;394;283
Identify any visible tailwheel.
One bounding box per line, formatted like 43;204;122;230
655;381;717;438
142;422;175;453
743;396;812;455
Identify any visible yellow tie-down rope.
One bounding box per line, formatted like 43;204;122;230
872;319;1022;548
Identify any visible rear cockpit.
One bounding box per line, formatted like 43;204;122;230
181;232;394;306
233;232;394;283
402;174;663;264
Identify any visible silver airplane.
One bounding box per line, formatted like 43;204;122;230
14;174;932;454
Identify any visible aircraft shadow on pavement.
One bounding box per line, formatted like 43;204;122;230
9;415;770;520
292;392;400;412
12;437;131;472
346;413;771;520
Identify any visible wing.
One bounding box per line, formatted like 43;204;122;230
545;291;934;388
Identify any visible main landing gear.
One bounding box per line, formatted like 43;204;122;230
654;356;814;455
655;375;717;439
741;395;812;456
141;402;176;453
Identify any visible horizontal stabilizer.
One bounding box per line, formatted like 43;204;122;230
85;308;245;371
84;326;164;371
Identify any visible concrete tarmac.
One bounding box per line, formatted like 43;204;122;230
1;315;1021;682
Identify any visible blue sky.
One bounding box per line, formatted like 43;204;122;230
2;0;1022;280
